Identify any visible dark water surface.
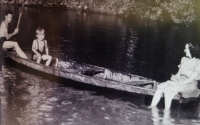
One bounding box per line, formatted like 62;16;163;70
0;4;200;125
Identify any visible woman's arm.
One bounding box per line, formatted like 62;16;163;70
171;57;189;81
44;40;49;55
172;69;181;77
171;67;181;81
174;69;181;76
176;72;198;85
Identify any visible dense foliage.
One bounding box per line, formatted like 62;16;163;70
6;0;199;25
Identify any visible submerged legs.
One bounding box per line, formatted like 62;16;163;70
148;89;163;108
164;94;173;110
148;89;174;110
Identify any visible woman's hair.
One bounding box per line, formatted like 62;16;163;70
189;43;200;58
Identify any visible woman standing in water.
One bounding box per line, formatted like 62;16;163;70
0;10;27;59
148;43;200;110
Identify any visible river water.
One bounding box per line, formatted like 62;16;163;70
0;4;200;125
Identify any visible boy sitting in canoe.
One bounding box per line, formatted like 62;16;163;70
32;27;56;66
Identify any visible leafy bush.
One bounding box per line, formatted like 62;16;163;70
24;0;198;25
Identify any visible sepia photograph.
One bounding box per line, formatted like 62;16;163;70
0;0;200;125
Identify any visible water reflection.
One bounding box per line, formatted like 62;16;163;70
178;102;200;125
150;101;200;125
0;64;149;125
1;61;199;124
2;62;199;125
127;29;138;59
151;107;175;125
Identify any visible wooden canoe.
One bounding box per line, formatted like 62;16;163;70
4;50;200;101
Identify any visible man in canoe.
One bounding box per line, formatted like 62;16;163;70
148;43;200;110
0;10;27;59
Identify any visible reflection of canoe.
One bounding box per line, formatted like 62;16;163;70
4;50;200;101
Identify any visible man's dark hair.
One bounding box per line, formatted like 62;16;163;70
5;10;13;16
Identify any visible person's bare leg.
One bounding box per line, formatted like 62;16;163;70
54;59;58;67
164;94;173;110
3;41;28;59
42;55;52;66
36;56;42;63
45;56;52;66
148;89;163;109
33;54;42;64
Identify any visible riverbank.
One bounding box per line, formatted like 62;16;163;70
1;0;199;25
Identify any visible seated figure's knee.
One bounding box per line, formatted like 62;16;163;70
36;57;42;63
14;42;18;46
156;89;163;95
46;56;52;62
37;56;42;60
49;56;52;61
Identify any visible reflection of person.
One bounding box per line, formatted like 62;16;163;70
148;43;200;110
151;107;175;125
0;10;27;59
32;28;52;66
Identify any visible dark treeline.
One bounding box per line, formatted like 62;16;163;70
3;0;200;25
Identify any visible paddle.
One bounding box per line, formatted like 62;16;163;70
14;4;24;41
16;10;22;29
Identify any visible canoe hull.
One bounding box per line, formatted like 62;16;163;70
4;50;200;101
